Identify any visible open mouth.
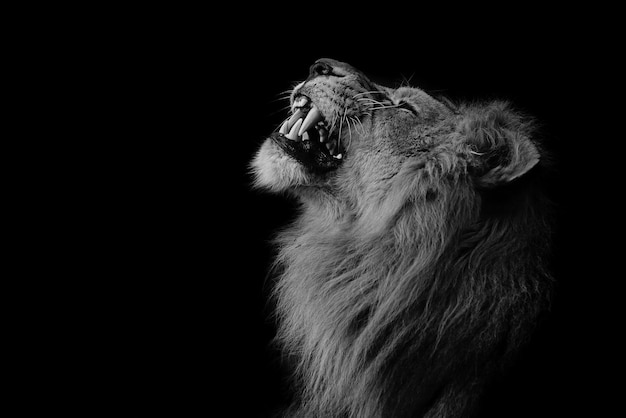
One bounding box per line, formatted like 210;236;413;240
271;95;345;173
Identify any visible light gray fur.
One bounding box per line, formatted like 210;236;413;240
252;59;552;418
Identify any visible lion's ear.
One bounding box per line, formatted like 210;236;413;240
476;136;540;187
462;102;541;187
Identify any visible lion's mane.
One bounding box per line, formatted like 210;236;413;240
257;61;553;418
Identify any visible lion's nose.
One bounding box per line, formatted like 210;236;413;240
309;60;334;77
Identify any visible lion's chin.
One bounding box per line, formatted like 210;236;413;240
251;139;314;192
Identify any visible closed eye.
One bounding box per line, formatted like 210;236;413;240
398;100;419;116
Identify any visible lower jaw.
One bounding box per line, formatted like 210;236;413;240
271;133;342;173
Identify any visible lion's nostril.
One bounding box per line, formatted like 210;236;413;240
309;61;333;77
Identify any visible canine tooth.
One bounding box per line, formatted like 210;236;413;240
302;132;310;141
286;119;303;141
334;153;343;159
298;106;323;136
279;120;290;134
287;110;304;130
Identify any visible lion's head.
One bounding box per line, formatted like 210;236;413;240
252;59;552;418
252;58;539;197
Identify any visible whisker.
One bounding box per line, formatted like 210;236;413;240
347;116;353;146
268;104;293;117
270;90;293;101
329;112;338;137
348;117;358;150
367;104;413;115
338;110;345;150
352;90;384;98
356;98;383;103
358;98;389;107
272;93;292;101
399;72;415;87
351;116;365;135
271;115;291;133
269;95;292;104
369;104;402;111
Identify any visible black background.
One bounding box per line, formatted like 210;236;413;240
106;8;619;417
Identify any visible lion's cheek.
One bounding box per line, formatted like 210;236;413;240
251;139;311;192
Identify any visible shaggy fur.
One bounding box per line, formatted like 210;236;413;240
252;59;553;418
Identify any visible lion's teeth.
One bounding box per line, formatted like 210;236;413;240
279;119;290;134
286;119;302;141
298;106;323;136
302;131;310;141
334;153;343;159
318;126;327;143
287;110;304;130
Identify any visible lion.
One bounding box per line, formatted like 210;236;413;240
251;58;553;418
